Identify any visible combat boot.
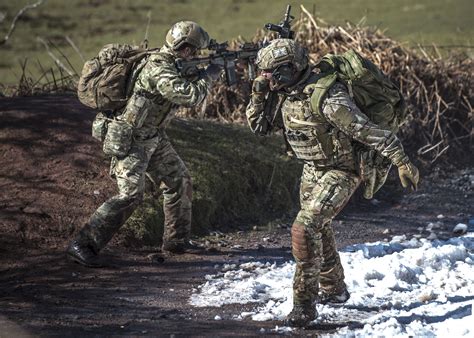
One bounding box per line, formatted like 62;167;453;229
66;240;103;268
161;240;204;254
285;300;318;327
318;286;350;305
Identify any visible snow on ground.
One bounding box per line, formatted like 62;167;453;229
190;231;474;336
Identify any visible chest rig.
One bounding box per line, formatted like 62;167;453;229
120;53;178;139
281;72;353;164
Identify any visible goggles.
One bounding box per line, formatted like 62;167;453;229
262;64;294;85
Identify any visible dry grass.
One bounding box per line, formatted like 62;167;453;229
4;5;471;165
180;6;473;165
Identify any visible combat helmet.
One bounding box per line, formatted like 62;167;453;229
256;38;308;71
166;21;210;51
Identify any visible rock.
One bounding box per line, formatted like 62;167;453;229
452;223;467;235
426;221;442;231
240;311;254;319
370;199;381;206
391;235;406;243
146;253;165;263
383;228;391;234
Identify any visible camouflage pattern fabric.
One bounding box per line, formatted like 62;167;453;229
74;45;211;252
256;38;308;72
292;164;360;304
246;70;409;306
165;21;210;50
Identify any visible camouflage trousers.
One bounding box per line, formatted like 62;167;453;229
291;163;360;304
76;131;192;252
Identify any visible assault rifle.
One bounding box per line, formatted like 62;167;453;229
260;5;296;157
175;39;260;86
265;4;295;39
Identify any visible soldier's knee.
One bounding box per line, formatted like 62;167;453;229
291;222;321;261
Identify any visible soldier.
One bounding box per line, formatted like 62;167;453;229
67;21;221;267
246;39;419;327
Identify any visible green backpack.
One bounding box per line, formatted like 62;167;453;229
310;49;407;133
309;49;407;199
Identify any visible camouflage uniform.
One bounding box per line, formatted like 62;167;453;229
246;39;415;308
74;22;212;253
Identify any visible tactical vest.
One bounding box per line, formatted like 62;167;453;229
281;73;354;166
119;52;177;138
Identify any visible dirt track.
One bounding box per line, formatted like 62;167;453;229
0;94;472;336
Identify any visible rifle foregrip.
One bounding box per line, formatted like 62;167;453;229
225;63;237;86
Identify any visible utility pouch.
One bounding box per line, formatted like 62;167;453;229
102;119;133;157
91;112;110;141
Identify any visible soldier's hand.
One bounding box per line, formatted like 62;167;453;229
251;75;270;105
252;75;270;95
398;161;419;191
204;64;222;81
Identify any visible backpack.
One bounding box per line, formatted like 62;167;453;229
310;49;407;133
77;44;152;111
309;49;408;199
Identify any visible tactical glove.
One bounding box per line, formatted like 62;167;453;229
251;75;270;105
204;64;222;81
398;161;419;191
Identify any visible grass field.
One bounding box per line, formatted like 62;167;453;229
0;0;472;85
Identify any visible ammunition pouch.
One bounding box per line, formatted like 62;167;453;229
102;119;133;157
91;112;111;142
285;128;332;161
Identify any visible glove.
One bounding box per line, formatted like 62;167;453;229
251;76;270;103
398;161;419;191
254;113;271;135
252;75;270;93
204;64;222;81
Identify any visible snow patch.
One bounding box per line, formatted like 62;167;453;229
190;233;474;336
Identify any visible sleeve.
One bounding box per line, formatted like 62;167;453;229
143;59;211;107
321;83;409;166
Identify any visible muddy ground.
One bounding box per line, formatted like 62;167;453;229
0;94;472;336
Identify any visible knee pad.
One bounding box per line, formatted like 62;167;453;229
291;222;312;261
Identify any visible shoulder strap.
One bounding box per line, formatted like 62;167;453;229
308;72;338;114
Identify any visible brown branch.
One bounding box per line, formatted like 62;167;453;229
0;0;44;46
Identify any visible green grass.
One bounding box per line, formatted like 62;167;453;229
0;0;472;85
121;118;301;245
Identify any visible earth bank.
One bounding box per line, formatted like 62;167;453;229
0;94;472;336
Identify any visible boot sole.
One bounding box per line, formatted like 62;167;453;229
66;252;103;268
